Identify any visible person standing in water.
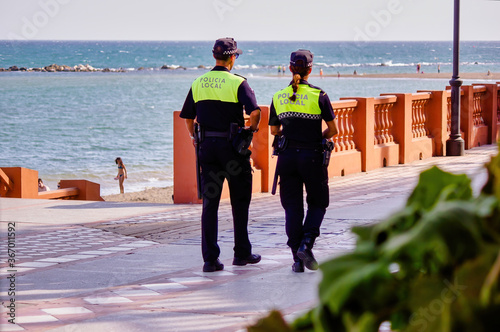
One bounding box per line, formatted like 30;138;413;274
114;157;127;194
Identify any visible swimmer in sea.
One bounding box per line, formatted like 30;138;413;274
114;157;127;194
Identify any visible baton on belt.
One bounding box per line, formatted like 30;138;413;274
194;123;202;199
271;167;279;195
271;135;282;195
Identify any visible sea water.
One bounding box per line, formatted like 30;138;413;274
1;40;499;195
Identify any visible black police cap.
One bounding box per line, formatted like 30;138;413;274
290;49;313;68
212;37;243;56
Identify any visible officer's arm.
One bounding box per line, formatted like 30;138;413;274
322;119;338;139
185;119;195;139
248;109;261;132
270;125;282;136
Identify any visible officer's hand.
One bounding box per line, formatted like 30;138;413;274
245;126;259;133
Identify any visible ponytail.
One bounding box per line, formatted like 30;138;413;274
288;65;310;102
290;73;301;102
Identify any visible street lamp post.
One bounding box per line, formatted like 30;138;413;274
446;0;465;156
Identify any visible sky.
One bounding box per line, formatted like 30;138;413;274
0;0;499;41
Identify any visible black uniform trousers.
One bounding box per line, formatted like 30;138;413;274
198;137;253;262
277;147;329;256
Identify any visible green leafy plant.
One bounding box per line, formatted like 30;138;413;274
249;145;500;332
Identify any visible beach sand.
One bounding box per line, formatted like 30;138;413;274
319;72;500;80
103;186;174;204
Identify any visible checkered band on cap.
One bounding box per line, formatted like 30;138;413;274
221;49;238;55
290;49;313;68
212;37;242;56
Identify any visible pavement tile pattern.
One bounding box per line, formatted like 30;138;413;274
0;144;497;331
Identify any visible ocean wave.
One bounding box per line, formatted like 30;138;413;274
2;60;499;74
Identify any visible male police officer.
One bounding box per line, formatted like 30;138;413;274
180;38;261;272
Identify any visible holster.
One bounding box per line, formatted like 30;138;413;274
194;123;203;144
232;127;253;156
272;135;287;156
321;139;335;167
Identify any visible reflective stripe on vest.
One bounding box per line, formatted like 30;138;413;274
192;70;245;103
272;84;322;120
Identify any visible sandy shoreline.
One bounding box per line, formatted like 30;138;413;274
317;72;500;80
103;186;174;204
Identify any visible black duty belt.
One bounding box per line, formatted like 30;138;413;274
204;131;229;138
287;140;322;150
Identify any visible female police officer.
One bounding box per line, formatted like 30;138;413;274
269;49;338;272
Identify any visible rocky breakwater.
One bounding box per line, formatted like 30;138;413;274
0;64;189;72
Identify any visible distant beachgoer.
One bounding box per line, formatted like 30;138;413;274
417;63;421;73
114;157;127;194
38;178;50;192
278;65;281;74
438;65;441;73
353;70;357;75
319;68;323;78
282;65;286;75
337;71;340;79
487;70;492;76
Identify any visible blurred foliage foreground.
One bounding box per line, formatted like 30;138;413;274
249;145;500;332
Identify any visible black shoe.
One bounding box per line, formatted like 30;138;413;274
232;253;261;266
297;243;318;271
292;260;304;273
203;259;224;272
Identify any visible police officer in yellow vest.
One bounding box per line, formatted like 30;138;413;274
269;49;338;272
180;38;262;272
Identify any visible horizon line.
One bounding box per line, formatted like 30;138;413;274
2;39;500;43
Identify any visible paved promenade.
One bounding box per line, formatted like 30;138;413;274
0;144;497;332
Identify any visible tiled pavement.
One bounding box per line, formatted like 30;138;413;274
0;144;497;331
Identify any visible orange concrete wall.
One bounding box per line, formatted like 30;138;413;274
0;167;39;198
0;167;103;201
173;111;201;204
58;180;104;201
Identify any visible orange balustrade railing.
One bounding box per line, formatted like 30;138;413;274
411;93;431;139
473;86;487;127
374;97;395;145
332;102;357;152
7;82;499;205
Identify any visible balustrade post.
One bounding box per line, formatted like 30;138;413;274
418;90;448;156
474;84;498;144
460;85;474;149
347;97;375;171
383;93;412;164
